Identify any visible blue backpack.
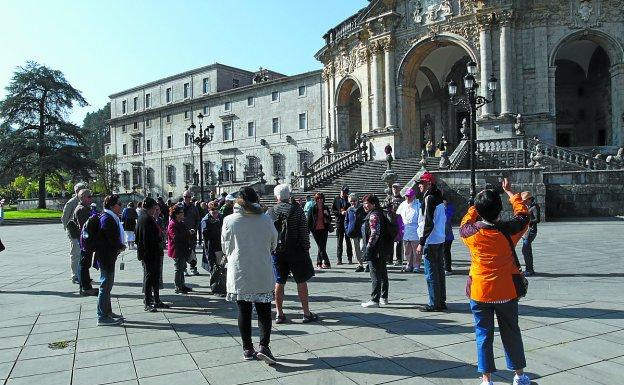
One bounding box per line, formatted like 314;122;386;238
80;213;102;253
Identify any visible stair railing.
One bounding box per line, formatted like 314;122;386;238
525;138;609;170
293;148;363;191
448;139;469;170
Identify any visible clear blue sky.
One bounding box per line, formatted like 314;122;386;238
1;0;367;124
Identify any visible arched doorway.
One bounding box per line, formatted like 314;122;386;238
335;78;362;151
555;41;611;147
398;37;477;157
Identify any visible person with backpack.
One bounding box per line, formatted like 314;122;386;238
73;189;98;296
268;184;318;325
344;193;367;272
384;183;405;266
307;192;333;269
221;187;279;364
460;179;531;385
181;191;201;276
415;172;448;312
95;195;126;326
331;185;353;265
121;202;138;250
201;201;223;274
396;188;421;273
360;194;389;308
136;197;169;312
61;182;88;284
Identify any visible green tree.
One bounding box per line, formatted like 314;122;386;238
82;103;111;160
92;154;120;195
0;61;97;208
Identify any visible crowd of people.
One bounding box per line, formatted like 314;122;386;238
54;173;540;385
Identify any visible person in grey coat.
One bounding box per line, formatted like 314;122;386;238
61;182;88;284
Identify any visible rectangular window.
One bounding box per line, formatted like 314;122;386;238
132;138;140;154
224;101;231;111
203;106;209;115
122;171;130;189
145;118;151;127
247;121;255;137
145;93;151;108
133;122;138;130
184;110;190;120
222;160;234;182
299;112;307;130
146;139;151;152
184;164;193;183
166;87;172;103
185;133;191;146
183;82;190;99
167;135;172;149
223;121;233;141
166;114;172;123
122;100;127;114
132;167;141;186
122;144;127;155
166;165;175;185
271;91;279;102
247;96;254;107
272;117;279;134
133;97;138;111
121;124;127;133
202;77;211;93
298;85;306;96
232;78;239;88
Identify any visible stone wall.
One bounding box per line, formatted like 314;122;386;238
543;170;624;217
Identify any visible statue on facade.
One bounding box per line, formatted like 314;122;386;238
460;118;469;140
439;0;453;21
217;169;224;184
514;114;525;136
192;169;199;186
323;136;332;154
258;164;266;184
384;143;394;170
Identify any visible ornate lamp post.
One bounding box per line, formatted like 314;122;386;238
448;61;497;204
187;113;215;200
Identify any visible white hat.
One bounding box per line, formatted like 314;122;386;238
225;194;236;202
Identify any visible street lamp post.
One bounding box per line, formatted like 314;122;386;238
448;61;497;205
187;113;215;201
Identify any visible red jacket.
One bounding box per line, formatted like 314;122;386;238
167;219;192;260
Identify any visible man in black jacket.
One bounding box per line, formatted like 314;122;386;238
332;185;353;264
268;184;318;324
73;189;98;296
136;197;168;312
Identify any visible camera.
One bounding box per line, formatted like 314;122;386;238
484;175;506;195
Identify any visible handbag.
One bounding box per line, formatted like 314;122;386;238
497;227;529;298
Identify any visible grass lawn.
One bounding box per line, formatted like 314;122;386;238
3;208;62;219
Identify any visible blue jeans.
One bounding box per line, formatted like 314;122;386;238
521;231;536;273
470;299;526;373
423;243;446;308
97;265;116;319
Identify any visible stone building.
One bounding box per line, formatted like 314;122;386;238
108;64;324;198
316;0;624;158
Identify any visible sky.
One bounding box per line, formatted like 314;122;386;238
1;0;368;125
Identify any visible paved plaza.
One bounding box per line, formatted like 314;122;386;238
0;220;622;385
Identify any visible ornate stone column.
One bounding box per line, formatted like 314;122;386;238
610;63;624;146
370;40;384;130
322;65;332;140
499;12;514;116
478;18;493;116
383;36;397;129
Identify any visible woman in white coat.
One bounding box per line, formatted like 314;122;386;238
221;187;278;365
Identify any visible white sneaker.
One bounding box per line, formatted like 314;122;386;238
479;381;493;385
380;298;388;305
184;270;191;277
513;373;530;385
361;300;379;308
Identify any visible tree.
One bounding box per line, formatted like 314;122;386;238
92;154;120;195
82;103;111;160
0;61;97;208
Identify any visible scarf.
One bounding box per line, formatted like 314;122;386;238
104;208;126;244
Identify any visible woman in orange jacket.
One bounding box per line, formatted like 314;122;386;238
460;179;531;385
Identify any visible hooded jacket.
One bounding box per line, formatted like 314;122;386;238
221;199;277;296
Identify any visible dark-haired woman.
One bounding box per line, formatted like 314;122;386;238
307;192;332;269
361;194;389;308
167;205;193;294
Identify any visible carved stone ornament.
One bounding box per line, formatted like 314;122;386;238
412;0;454;25
569;0;603;28
578;0;593;21
336;47;357;77
322;63;334;81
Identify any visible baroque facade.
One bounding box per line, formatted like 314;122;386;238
108;64;324;198
316;0;624;158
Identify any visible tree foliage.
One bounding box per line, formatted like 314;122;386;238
82;103;111;160
92;154;120;195
0;61;97;208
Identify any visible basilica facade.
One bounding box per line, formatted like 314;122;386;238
317;0;624;158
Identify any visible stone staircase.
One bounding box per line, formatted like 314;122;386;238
259;156;439;207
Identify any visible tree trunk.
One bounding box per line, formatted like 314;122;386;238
37;93;47;209
38;174;46;209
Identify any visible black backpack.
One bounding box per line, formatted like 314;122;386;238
381;209;399;243
274;204;297;258
80;213;102;253
210;264;227;296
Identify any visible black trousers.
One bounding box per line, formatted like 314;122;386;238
444;240;453;272
142;259;161;305
385;241;403;264
336;225;353;262
79;250;93;290
312;229;330;266
369;255;389;302
236;301;272;350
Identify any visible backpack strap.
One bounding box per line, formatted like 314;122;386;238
494;225;522;272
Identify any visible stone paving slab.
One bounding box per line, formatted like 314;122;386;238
0;220;623;385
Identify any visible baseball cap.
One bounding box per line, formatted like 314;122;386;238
225;194;236;202
416;172;436;184
404;188;416;198
392;183;401;188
